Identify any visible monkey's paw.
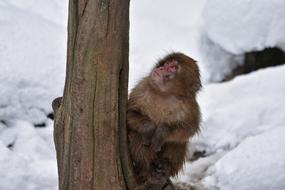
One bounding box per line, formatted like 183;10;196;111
150;139;163;152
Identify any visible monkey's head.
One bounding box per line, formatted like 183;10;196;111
149;52;201;97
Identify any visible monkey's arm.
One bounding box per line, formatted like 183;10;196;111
164;121;199;143
151;120;199;152
127;109;156;146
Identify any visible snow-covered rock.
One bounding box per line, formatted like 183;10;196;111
200;0;285;81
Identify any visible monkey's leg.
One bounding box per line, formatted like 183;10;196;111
128;131;157;184
128;131;170;189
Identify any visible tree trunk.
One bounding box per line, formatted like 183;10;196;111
53;0;175;189
53;0;137;189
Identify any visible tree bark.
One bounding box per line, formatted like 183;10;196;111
53;0;137;189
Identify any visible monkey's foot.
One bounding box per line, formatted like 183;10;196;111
52;97;62;112
141;178;174;190
142;179;167;190
141;160;170;189
152;159;171;177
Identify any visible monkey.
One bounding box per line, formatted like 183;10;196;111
127;52;201;189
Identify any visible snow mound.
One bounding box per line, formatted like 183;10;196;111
203;0;285;54
196;65;285;153
204;126;285;190
200;0;285;81
177;65;285;189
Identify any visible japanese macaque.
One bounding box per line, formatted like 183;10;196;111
127;52;201;189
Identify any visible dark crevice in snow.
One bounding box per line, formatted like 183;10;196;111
47;113;54;120
0;104;9;109
0;120;7;126
5;137;17;150
223;47;285;81
7;141;15;150
189;150;207;162
34;123;47;128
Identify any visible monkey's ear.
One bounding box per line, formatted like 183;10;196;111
193;83;202;92
191;78;202;94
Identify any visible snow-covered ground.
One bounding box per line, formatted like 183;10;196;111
1;0;285;190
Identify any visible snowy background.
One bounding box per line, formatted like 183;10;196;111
1;0;285;190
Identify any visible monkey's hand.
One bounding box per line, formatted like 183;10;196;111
150;136;163;152
150;126;169;152
140;121;156;146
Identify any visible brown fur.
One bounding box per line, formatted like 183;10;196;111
127;52;201;189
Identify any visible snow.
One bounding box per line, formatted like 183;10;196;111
203;0;285;54
200;0;285;82
177;65;285;189
204;126;285;190
0;1;67;189
1;0;285;190
196;65;285;153
0;121;57;190
0;0;68;124
129;0;206;89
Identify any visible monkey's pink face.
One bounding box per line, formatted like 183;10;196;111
151;60;180;92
